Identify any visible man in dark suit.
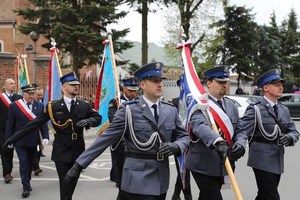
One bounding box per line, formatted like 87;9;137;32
0;78;22;183
185;65;247;200
5;84;49;198
64;62;190;200
108;76;138;188
241;69;299;200
2;72;102;200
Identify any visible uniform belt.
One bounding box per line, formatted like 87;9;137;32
252;137;278;144
55;133;83;141
126;151;164;161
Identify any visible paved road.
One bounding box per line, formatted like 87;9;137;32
1;122;300;200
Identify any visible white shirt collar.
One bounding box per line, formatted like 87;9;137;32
63;96;76;105
143;95;159;108
263;96;277;107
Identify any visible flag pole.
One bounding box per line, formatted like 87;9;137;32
50;38;62;77
21;54;30;84
15;51;20;91
106;28;120;105
178;30;243;200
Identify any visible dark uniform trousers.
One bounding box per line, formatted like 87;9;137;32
253;168;280;200
1;94;22;177
15;146;36;190
55;161;78;200
119;190;166;200
0;129;14;176
191;171;223;200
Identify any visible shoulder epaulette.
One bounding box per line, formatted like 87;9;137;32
161;101;175;107
250;100;261;106
124;99;139;105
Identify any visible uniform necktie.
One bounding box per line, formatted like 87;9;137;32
152;104;159;123
70;100;75;114
9;95;13;101
273;104;278;117
27;103;31;110
217;100;226;112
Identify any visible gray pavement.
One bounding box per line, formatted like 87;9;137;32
0;122;300;200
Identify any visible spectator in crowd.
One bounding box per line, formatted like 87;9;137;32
252;86;261;96
235;86;244;95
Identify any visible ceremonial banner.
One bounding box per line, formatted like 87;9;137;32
43;47;62;106
95;39;118;135
177;38;242;200
16;54;29;93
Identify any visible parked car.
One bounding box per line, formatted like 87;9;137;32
226;95;261;118
278;93;300;120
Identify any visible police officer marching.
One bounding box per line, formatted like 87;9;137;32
185;65;247;200
241;68;299;200
64;62;190;200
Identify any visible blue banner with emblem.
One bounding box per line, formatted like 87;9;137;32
95;40;118;134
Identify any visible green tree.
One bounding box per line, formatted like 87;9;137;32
162;0;222;75
280;9;300;80
215;5;259;86
15;0;132;75
255;24;281;78
123;0;177;65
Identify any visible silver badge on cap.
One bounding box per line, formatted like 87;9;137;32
155;62;161;69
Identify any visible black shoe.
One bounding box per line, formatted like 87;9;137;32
34;168;43;176
22;190;30;198
4;174;13;184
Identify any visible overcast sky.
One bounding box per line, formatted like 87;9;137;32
114;0;300;46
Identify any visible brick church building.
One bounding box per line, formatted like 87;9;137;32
0;0;53;89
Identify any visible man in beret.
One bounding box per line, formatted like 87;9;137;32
185;65;247;200
2;72;102;200
0;78;22;184
64;62;190;200
5;84;49;198
108;75;139;190
241;68;299;200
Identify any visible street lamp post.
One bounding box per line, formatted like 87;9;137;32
29;31;40;83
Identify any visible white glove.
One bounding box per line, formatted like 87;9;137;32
42;139;49;146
